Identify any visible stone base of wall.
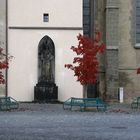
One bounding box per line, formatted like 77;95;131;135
105;49;119;102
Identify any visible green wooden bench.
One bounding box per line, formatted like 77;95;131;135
63;97;107;111
131;97;140;109
0;96;19;111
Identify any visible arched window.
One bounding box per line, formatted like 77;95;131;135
136;0;140;46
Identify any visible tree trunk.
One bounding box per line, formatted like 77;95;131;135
83;84;99;98
83;85;87;98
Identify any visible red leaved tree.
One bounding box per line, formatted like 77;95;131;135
65;32;105;85
137;68;140;74
0;47;12;84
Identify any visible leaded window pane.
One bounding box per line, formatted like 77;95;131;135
136;0;140;44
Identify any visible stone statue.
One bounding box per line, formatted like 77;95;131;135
34;35;58;102
38;36;55;83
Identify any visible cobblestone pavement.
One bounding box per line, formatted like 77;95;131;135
0;103;140;140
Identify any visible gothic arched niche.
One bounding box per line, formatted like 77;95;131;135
34;35;58;102
38;35;55;83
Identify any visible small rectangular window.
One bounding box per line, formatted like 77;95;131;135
43;13;49;22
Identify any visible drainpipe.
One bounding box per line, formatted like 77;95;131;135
5;0;8;97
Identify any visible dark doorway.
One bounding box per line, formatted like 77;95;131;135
87;84;99;98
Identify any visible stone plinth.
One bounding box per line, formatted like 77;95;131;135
34;81;58;102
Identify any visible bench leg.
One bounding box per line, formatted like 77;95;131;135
80;106;85;112
70;105;72;111
96;106;107;112
63;104;72;110
63;104;65;110
131;103;138;109
97;106;99;111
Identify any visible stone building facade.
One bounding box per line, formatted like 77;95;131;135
0;0;83;102
0;0;140;103
94;0;140;103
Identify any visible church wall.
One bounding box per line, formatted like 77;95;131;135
8;0;82;28
118;0;140;102
0;0;6;96
7;0;83;102
8;29;83;102
96;0;140;102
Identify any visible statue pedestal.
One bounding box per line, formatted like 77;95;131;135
34;81;58;102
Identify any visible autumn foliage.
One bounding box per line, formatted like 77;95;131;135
0;48;12;84
65;32;105;85
137;68;140;74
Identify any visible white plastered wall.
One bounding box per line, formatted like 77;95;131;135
8;30;83;101
8;0;82;28
8;0;83;101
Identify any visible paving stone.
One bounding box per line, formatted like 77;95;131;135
0;103;140;140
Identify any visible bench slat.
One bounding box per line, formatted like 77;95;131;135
63;97;106;111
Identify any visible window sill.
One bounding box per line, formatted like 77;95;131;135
134;44;140;49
